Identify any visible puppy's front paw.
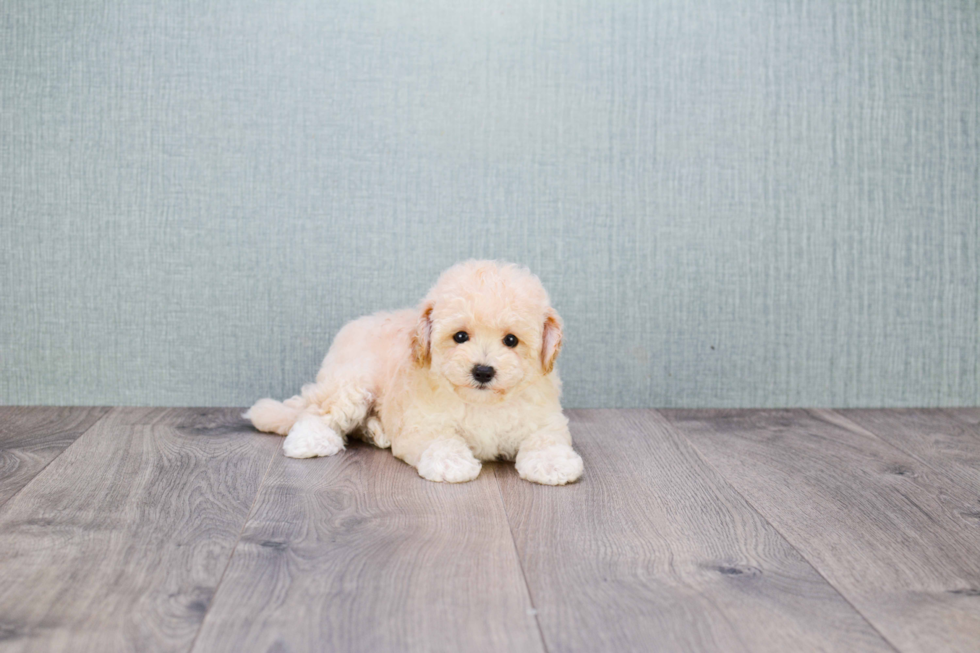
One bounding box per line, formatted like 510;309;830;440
516;444;584;485
417;439;482;483
283;417;345;458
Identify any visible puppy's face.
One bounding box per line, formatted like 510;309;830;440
413;262;562;404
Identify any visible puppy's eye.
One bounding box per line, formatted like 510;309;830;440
503;334;519;348
453;331;469;344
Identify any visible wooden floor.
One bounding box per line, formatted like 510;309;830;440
0;408;977;652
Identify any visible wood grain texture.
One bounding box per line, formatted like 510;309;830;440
945;408;980;428
832;408;980;495
0;407;110;508
495;409;894;653
662;409;980;653
0;407;278;653
192;443;544;653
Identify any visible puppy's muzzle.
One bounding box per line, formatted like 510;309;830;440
471;365;496;385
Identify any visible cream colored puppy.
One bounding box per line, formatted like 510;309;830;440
245;260;583;485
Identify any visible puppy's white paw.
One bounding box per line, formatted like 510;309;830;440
516;444;584;485
417;439;482;483
283;417;344;459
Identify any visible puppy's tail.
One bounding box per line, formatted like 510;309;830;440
243;395;308;435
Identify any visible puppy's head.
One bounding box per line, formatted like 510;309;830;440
412;260;562;404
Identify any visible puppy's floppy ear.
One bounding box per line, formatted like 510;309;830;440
541;307;563;374
412;300;435;367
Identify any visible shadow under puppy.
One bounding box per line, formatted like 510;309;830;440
245;260;583;485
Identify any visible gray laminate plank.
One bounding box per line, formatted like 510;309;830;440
830;408;980;496
0;407;110;507
495;409;895;653
945;408;980;428
191;442;544;653
0;407;279;653
662;408;980;653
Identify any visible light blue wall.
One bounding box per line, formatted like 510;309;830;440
1;1;977;408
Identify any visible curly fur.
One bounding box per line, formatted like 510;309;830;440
245;260;583;485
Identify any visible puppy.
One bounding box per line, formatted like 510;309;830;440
245;260;583;485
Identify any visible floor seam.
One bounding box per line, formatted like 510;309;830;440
653;409;904;653
0;406;115;513
185;429;279;653
492;464;551;653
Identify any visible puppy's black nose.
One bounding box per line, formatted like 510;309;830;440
472;365;496;384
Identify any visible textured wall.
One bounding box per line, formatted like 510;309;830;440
1;1;978;408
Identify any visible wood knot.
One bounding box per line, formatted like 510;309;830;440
884;464;915;477
259;540;288;551
710;564;762;578
949;588;980;597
